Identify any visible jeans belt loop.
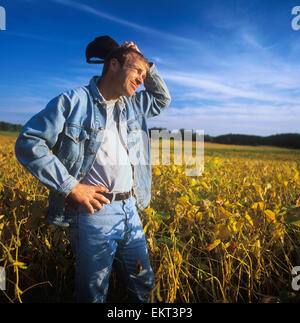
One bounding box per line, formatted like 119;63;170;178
111;192;116;202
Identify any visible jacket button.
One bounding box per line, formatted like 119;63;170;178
91;151;96;155
99;127;104;131
80;173;85;177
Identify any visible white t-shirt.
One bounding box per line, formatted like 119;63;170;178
81;100;133;192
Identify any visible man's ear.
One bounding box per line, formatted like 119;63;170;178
109;58;120;72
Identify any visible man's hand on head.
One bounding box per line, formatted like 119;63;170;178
66;183;110;214
121;41;151;74
121;41;141;53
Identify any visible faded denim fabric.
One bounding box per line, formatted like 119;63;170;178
69;196;155;302
15;63;171;227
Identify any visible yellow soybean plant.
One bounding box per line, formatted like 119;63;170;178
1;135;300;303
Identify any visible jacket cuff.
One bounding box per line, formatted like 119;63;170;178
57;175;79;197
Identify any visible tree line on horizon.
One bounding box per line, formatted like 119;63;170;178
149;127;300;150
0;121;299;149
0;121;23;132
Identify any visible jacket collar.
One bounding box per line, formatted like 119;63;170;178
89;76;125;108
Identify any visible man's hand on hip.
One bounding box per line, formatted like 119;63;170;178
66;183;110;214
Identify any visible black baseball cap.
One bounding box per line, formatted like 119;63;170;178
86;35;120;64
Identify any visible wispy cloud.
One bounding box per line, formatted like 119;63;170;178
51;0;199;45
152;24;300;136
2;1;298;136
0;96;49;114
162;69;300;105
148;101;300;136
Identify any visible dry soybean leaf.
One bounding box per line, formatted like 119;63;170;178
206;239;221;251
245;212;254;227
264;209;276;223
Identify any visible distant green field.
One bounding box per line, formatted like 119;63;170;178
1;132;299;163
0;130;19;137
204;142;300;162
151;139;300;163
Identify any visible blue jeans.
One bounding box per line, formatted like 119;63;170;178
69;196;155;303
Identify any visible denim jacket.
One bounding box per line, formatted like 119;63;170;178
15;63;171;227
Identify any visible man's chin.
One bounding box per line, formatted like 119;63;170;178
123;90;136;97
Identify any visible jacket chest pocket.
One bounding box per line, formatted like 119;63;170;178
58;124;90;162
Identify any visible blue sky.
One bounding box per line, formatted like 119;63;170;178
0;0;300;136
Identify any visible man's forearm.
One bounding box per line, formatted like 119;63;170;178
15;94;79;196
144;62;171;116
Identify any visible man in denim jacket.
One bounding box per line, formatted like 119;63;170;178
15;37;171;302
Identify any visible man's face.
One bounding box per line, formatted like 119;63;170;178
114;53;149;97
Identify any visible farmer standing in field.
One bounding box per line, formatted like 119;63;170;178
14;36;171;303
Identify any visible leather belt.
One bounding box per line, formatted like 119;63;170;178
101;191;131;202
